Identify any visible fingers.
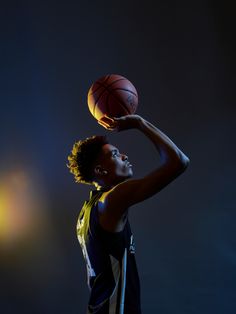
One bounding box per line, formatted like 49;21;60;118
97;120;114;130
98;115;118;130
99;115;114;123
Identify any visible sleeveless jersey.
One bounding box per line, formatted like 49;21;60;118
77;189;141;314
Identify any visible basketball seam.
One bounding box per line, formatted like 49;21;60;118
108;92;131;115
108;88;138;97
92;76;111;117
97;78;126;91
105;80;138;115
93;78;126;118
89;74;111;96
106;91;112;117
91;76;137;118
88;74;111;116
106;78;126;88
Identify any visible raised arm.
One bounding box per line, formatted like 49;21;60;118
98;115;190;228
137;117;189;166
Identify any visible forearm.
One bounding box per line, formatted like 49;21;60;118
137;118;190;166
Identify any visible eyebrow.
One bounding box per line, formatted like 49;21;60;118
111;149;119;155
103;148;117;157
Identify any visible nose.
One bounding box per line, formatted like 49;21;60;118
121;154;128;161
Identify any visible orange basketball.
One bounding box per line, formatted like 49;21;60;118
87;74;138;120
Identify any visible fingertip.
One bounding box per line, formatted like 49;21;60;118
97;120;106;127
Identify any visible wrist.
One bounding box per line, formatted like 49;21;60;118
135;116;146;130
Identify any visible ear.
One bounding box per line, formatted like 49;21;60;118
94;165;108;176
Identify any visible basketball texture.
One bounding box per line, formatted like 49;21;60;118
87;74;138;120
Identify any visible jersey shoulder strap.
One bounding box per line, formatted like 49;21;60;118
77;189;103;238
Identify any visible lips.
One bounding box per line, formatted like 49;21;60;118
126;162;132;168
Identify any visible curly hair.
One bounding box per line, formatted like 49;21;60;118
67;135;109;185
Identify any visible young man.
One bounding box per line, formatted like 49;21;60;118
67;114;190;314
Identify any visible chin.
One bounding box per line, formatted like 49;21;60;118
118;173;133;183
127;170;133;178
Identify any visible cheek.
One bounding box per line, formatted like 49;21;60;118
118;162;129;174
110;161;123;174
106;161;119;174
108;160;127;176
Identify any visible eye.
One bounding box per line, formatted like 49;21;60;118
112;150;120;157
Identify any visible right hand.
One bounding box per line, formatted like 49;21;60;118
98;114;143;131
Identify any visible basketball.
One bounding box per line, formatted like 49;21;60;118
87;74;138;121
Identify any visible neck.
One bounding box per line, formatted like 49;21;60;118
93;181;113;191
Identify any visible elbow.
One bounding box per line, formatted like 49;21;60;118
178;155;190;172
163;151;190;173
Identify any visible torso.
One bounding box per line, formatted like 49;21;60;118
77;189;141;314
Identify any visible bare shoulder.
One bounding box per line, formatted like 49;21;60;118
97;191;129;232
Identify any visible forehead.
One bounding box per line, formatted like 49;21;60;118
100;143;118;156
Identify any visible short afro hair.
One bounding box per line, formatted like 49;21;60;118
67;135;109;185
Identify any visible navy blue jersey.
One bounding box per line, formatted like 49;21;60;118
77;189;141;314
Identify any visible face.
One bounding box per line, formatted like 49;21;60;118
95;144;133;185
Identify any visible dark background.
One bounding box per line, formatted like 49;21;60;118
0;1;235;313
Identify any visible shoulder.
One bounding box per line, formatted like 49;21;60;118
97;191;129;232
